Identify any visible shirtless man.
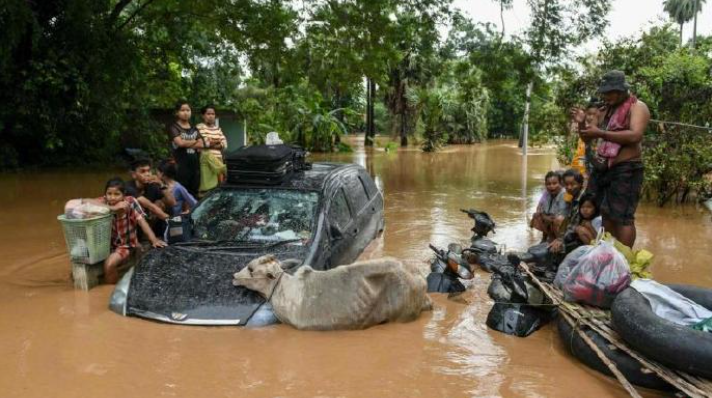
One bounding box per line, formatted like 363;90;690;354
572;70;650;247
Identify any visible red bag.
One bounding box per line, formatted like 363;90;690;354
562;241;631;308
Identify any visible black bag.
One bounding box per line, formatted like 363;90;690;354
486;302;549;337
165;215;192;244
225;144;310;185
426;272;466;294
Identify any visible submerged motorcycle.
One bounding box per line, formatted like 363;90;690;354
462;208;556;277
461;209;511;273
460;209;552;336
426;243;475;294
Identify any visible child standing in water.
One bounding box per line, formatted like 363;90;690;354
100;178;166;283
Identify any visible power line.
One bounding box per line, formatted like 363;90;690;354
526;90;712;132
650;119;712;132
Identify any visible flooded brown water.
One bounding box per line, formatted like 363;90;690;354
1;140;711;398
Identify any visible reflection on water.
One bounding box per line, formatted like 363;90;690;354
0;139;709;398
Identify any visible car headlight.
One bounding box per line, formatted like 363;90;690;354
109;268;134;316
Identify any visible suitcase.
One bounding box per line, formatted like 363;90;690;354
226;162;294;185
225;144;309;185
227;144;295;170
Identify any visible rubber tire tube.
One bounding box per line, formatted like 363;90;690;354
611;284;712;379
556;316;673;391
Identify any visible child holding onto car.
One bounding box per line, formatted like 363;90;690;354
97;178;166;283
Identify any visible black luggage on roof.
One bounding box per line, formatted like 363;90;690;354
225;144;310;185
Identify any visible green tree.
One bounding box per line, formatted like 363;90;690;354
520;0;612;152
385;1;451;147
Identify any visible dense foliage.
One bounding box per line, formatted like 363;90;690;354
1;0;598;167
3;0;712;208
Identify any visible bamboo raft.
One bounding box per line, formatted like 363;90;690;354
520;263;712;398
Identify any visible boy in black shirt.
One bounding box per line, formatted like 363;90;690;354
126;159;176;237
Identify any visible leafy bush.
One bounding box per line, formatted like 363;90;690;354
644;126;712;205
234;80;351;152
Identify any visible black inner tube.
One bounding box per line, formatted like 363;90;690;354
556;316;673;391
611;284;712;380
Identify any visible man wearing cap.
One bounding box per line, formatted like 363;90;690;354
573;70;649;248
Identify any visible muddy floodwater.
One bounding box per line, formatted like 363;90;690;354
1;140;711;398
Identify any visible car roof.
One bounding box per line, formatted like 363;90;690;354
222;162;360;191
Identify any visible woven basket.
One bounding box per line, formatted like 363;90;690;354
57;214;112;264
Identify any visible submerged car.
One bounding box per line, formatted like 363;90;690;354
110;162;384;326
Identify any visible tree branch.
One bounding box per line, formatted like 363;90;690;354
115;0;157;30
108;0;134;25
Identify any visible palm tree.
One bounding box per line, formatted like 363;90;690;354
691;0;706;48
493;0;514;39
663;0;706;47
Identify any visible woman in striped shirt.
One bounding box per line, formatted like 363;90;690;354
196;105;228;161
197;105;228;195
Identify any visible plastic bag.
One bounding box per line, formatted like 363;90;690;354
265;132;283;145
693;317;712;333
554;245;593;290
70;238;89;259
64;199;110;219
562;240;631;308
601;232;653;279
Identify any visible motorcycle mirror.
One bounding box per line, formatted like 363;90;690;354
447;243;463;255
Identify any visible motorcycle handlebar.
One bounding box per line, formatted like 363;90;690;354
428;244;447;259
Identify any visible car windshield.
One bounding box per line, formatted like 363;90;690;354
191;189;320;245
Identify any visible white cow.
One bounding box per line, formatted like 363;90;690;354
233;255;432;330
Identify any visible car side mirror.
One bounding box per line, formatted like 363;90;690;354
330;225;343;241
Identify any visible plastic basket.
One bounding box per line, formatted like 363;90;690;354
57;214;112;264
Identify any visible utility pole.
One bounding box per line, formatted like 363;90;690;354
521;82;532;155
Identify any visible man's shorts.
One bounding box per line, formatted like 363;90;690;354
587;161;644;226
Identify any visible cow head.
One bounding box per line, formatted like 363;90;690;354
232;255;284;297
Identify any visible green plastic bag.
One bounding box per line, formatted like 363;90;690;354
693;317;712;333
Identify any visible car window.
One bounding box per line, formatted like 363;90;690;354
191;189;319;244
331;189;351;229
347;175;369;212
360;173;378;198
358;175;371;199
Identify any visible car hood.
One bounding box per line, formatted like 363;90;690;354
125;244;308;326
